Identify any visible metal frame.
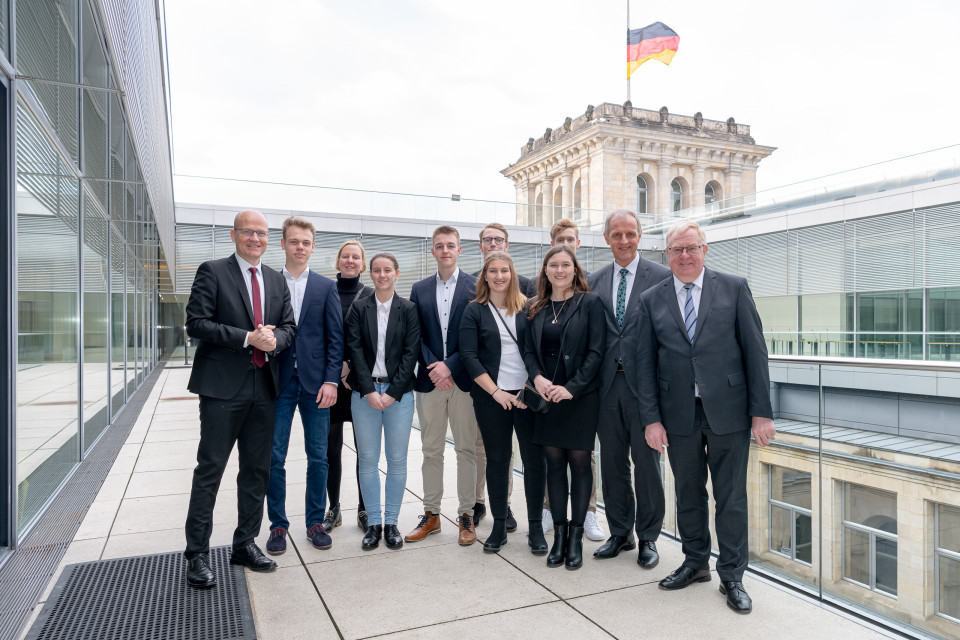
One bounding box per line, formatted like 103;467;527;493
840;484;898;599
767;467;813;566
934;504;960;623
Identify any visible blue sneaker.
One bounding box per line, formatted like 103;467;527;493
308;524;332;550
266;528;287;555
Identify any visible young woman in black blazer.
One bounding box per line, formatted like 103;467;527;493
524;245;606;570
460;252;548;555
344;252;420;551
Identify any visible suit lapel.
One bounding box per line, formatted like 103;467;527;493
385;297;401;349
692;269;718;346
298;270;316;325
365;296;378;353
424;275;441;330
595;264;614;312
629;259;649;312
227;255;255;326
664;278;687;338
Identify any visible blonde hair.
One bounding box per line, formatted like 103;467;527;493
550;218;579;241
472;252;526;316
334;240;367;273
479;222;509;242
281;216;315;239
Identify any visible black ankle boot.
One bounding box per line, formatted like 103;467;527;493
361;525;382;550
483;518;508;553
565;524;584;570
528;520;548;555
547;523;568;567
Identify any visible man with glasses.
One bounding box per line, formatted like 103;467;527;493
406;226;480;545
264;216;343;556
184;210;296;588
637;220;775;614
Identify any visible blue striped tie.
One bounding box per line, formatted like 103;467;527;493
683;283;697;343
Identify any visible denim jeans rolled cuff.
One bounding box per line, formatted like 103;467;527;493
351;382;414;526
267;371;332;531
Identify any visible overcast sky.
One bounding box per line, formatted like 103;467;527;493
165;0;960;213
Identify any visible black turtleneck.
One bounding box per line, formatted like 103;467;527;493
336;273;372;319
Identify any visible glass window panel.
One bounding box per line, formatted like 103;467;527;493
857;289;923;333
940;556;960;620
16;0;78;83
795;512;813;564
671;179;682;212
82;89;108;209
928;333;960;361
0;0;8;56
770;504;793;556
110;226;125;415
81;0;109;88
636;175;647;214
844;484;897;533
857;333;922;360
940;504;960;553
875;537;898;596
82;193;110;449
800;293;850;332
928;287;960;333
110;95;124;181
754;296;798;332
770;466;812;509
844;526;871;586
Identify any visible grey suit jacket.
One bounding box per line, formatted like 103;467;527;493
636;267;772;436
587;257;671;399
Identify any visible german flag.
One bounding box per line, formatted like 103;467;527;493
627;22;679;78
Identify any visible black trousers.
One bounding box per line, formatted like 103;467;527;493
185;366;276;557
597;373;664;540
667;399;751;582
472;389;544;522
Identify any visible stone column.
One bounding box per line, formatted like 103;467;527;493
560;169;573;218
541;175;554;226
525;179;538;226
578;159;590;223
725;167;743;201
657;160;673;216
692;163;707;208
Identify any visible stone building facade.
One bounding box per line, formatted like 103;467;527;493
501;101;776;227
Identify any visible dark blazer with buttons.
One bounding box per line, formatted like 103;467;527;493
409;271;477;393
459;301;529;389
344;293;420;401
277;270;344;396
587;257;671;399
522;292;606;397
186;254;297;399
636;267;773;436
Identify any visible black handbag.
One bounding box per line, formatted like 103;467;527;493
490;303;555;414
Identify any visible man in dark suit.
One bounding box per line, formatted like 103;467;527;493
469;222;529;528
588;210;671;568
264;217;343;556
184;210;296;588
405;225;480;546
637;220;775;614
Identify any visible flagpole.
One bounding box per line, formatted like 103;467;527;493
626;0;630;103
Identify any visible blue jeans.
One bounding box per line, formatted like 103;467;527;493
267;371;330;531
351;383;414;526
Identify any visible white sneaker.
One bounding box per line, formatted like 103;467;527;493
584;511;605;541
541;508;554;534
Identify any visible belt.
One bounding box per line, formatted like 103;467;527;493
372;376;391;384
616;365;625;373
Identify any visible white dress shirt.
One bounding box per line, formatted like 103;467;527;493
489;304;527;391
435;268;460;359
236;253;266;353
611;253;641;312
372;294;393;378
282;267;309;326
674;268;705;397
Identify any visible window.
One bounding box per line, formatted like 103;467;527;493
936;503;960;622
705;182;716;206
842;483;897;597
671;179;682;212
636;175;647;214
769;466;812;564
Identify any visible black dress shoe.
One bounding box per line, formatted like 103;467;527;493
593;534;636;559
472;502;486;527
362;524;382;550
384;524;403;550
483;519;508;554
658;565;711;590
505;508;517;532
230;543;277;572
565;525;584;570
720;581;753;614
637;541;660;569
186;553;216;588
527;520;548;555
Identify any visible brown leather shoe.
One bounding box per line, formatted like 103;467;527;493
458;513;477;546
404;511;441;542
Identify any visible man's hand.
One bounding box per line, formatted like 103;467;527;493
317;383;338;409
341;362;351;390
427;361;452;384
248;324;277;351
751;417;776;447
645;422;669;453
434;376;455;391
365;392;385;411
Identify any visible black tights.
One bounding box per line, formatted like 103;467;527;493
327;421;364;511
544;446;592;526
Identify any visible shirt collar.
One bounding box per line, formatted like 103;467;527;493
235;253;260;274
377;294;394;310
282;267;308;282
436;267;460;285
614;253;640;276
673;268;705;295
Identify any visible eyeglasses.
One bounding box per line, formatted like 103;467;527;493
235;228;269;239
481;237;506;246
285;240;313;248
666;245;703;255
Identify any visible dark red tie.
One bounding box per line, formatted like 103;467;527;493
249;267;266;368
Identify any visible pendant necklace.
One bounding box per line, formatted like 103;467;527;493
550;298;567;324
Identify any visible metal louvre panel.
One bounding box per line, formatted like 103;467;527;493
706;239;739;279
850;211;915;292
17;216;79;293
793;223;845;295
175;226;214;294
919;204;960;288
741;232;789;297
213;227;234;259
98;0;176;287
358;235;426;299
309;232;359;278
508;242;541;282
111;227;125;294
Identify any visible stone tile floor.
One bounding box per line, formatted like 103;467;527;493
22;366;896;640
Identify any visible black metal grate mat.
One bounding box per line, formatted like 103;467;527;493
25;547;256;640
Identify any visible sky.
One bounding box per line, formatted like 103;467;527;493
165;0;960;213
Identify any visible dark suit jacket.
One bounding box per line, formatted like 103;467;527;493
459;301;529;387
186;255;296;399
473;269;531;298
410;270;477;392
277;270;344;395
587;257;671;399
523;292;606;397
636;267;773;436
344;294;420;401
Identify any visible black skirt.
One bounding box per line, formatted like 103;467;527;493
533;387;600;451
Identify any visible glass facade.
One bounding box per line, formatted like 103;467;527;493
842;484;898;597
769;466;812;565
3;0;166;543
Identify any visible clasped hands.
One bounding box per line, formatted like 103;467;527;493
491;388;527;411
247;324;276;352
364;391;396;411
426;361;454;391
533;375;573;403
